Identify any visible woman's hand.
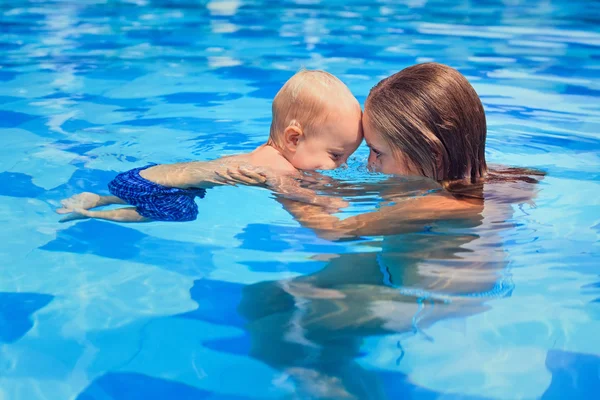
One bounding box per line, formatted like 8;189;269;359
218;166;349;213
214;166;274;187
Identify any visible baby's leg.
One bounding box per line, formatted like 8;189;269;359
56;192;127;214
59;207;150;223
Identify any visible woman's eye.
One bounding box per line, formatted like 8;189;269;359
372;149;382;158
331;153;342;160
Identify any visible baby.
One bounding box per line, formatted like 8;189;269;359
56;70;363;223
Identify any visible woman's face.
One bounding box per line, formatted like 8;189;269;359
363;112;417;176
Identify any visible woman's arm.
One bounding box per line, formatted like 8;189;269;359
194;165;348;211
278;193;483;240
207;166;483;239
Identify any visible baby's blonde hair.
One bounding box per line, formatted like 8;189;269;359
268;69;358;147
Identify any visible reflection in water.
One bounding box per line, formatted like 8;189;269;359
238;175;540;398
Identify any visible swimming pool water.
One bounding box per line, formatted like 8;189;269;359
0;0;599;399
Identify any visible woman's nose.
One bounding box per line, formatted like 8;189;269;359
367;153;377;168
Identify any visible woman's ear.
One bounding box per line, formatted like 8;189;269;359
283;120;303;152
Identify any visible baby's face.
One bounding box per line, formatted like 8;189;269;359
289;107;363;171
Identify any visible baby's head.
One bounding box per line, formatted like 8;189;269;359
268;70;363;170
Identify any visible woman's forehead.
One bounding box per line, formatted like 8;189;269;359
362;121;384;145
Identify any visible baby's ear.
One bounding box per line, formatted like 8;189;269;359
283;120;303;150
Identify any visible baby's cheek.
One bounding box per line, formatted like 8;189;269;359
300;155;325;171
309;156;326;170
321;157;340;170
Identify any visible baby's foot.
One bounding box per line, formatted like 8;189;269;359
59;209;90;223
56;192;100;214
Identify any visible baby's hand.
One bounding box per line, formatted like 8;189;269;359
308;196;348;213
324;196;349;212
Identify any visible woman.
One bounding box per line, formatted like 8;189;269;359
234;63;545;398
275;62;543;238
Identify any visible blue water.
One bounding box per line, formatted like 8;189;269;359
1;0;599;399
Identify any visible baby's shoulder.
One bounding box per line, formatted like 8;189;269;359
246;149;297;176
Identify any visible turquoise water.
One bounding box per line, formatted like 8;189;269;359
1;0;599;399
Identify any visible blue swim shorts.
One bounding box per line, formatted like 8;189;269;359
108;164;206;222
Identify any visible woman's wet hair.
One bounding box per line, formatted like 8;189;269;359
365;62;487;182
